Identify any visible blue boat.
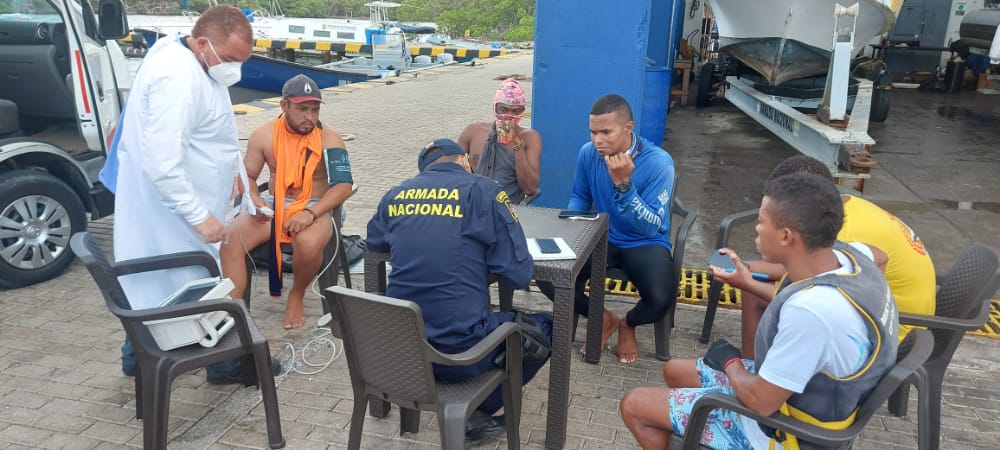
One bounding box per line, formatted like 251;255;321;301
237;54;379;93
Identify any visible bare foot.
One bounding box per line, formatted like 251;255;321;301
616;321;638;364
581;310;620;357
283;293;305;330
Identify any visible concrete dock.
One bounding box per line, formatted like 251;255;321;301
0;53;997;449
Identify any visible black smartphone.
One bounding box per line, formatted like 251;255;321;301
536;238;561;254
708;250;737;273
558;210;598;219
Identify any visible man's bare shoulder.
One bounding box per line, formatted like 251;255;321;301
248;118;277;147
321;125;346;149
461;122;492;135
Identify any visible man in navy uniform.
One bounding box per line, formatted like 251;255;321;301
366;138;552;445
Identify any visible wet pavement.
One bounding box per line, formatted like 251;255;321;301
667;86;1000;267
0;53;998;449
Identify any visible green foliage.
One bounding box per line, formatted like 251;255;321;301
402;0;533;40
108;0;535;41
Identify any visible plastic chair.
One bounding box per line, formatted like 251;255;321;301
239;183;357;309
70;232;284;450
324;286;523;450
603;196;697;361
887;243;1000;450
671;329;934;450
698;208;759;343
520;187;541;205
699;186;861;342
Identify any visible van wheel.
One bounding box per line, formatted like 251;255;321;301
0;170;87;289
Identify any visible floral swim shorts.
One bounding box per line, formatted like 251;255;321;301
668;358;757;450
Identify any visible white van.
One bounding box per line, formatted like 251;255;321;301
0;0;129;288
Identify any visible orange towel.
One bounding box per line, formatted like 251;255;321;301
269;116;323;295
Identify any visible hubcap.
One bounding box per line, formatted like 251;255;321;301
0;195;72;270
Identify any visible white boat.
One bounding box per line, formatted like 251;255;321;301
709;0;904;85
128;1;435;47
317;32;455;77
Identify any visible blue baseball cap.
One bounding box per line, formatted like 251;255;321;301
418;138;466;172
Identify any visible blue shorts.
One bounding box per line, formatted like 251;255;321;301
259;193;319;209
668;358;756;450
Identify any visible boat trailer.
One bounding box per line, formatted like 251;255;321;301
719;2;879;192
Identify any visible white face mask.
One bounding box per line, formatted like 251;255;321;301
202;40;242;87
208;62;242;87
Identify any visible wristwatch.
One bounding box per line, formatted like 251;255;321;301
614;181;632;194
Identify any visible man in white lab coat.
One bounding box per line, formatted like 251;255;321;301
106;6;266;384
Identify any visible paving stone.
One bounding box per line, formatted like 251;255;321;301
3;363;55;379
80;387;133;406
1;390;52;409
0;424;52;446
0;405;46;426
35;432;102;450
304;423;350;444
217;427;269;449
169;386;230;408
33;412;98;434
81;421;140;444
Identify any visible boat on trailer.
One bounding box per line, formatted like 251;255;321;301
704;1;905;191
710;0;903;86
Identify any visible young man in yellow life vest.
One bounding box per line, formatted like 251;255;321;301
221;74;353;329
731;155;935;357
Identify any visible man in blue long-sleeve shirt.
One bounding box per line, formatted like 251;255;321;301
538;94;676;364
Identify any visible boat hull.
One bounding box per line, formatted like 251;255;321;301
710;0;902;85
237;54;377;94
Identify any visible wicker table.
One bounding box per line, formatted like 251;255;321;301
363;205;609;449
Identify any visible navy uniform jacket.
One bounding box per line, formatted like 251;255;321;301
366;163;534;354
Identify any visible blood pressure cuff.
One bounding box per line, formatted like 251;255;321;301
324;148;353;185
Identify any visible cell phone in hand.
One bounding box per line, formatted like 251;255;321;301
536;238;561;254
708;250;738;273
558;210;598;219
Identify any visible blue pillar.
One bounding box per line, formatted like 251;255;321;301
532;0;652;208
647;0;670;65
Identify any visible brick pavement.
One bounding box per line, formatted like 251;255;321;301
0;53;998;450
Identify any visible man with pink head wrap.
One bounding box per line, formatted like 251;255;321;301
458;77;541;204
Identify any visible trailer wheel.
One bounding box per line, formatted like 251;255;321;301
870;74;891;123
0;170;87;289
696;62;716;107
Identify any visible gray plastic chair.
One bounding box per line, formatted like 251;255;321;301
698;208;759;344
324;286;523;450
70;232;284;450
887;243;1000;450
671;329;934;450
